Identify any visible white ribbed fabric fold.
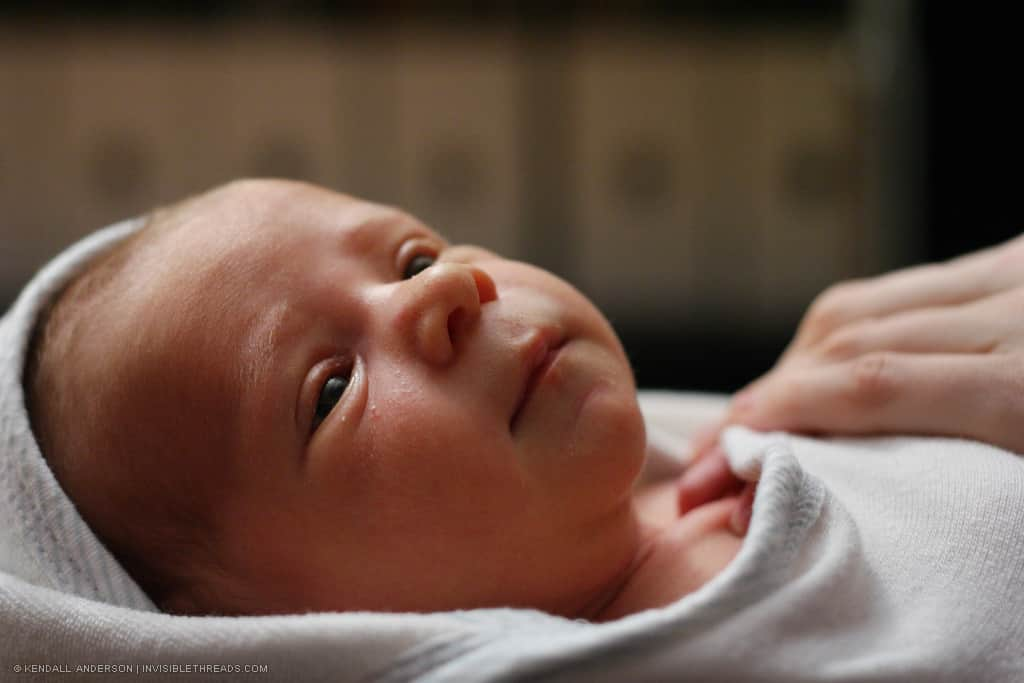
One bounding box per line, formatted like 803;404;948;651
0;217;154;611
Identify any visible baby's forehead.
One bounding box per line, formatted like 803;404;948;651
133;182;426;341
198;185;432;265
135;181;445;332
208;180;420;236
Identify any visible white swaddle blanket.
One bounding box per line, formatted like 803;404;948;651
3;221;1024;682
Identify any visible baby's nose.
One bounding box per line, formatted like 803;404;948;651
397;262;497;366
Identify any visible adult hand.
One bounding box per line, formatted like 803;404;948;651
679;233;1024;513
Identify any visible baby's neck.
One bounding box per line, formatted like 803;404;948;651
580;485;745;622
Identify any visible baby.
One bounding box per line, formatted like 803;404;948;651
10;180;1024;678
23;179;752;618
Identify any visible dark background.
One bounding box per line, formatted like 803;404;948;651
633;2;1021;393
920;3;1018;263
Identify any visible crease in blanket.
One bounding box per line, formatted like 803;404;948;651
368;629;501;683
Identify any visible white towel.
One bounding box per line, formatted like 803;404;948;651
0;218;154;611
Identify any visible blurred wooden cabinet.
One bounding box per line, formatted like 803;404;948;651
62;32;227;234
1;24;866;328
221;29;350;191
571;31;701;320
753;37;863;320
687;38;767;323
392;28;525;258
569;30;864;327
0;33;73;294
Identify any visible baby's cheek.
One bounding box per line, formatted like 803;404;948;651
551;382;646;508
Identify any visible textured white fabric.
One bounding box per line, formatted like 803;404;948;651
0;218;154;610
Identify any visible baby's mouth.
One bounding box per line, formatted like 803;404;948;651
510;331;566;431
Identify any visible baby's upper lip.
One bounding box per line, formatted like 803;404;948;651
510;326;565;430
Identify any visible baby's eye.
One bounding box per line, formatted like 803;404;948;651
313;374;349;430
403;253;436;280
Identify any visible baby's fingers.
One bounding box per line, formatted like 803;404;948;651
677;447;744;515
730;481;758;536
687;417;729;462
730;353;1024;454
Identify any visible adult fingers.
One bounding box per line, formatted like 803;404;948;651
728;352;1024;455
785;247;1012;359
802;294;1017;363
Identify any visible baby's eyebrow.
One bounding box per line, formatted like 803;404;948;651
246;304;288;371
236;301;291;418
337;220;381;258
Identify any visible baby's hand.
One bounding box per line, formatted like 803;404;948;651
676;442;743;516
731;481;757;535
676;444;755;535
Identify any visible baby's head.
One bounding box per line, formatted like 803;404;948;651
26;180;648;616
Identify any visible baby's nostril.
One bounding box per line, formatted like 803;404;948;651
471;268;498;305
447;308;466;347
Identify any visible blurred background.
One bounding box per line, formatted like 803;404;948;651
0;2;1017;394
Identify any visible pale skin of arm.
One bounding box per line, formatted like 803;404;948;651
679;233;1024;512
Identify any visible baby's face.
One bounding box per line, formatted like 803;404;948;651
109;180;647;614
